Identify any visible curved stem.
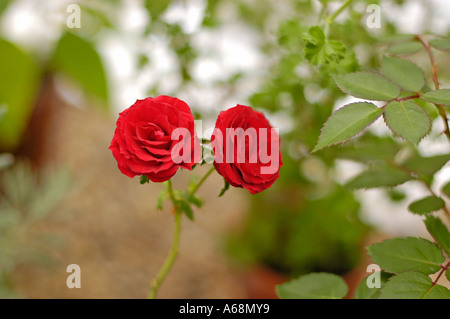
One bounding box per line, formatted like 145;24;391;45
416;35;439;90
425;261;450;296
416;35;450;142
147;167;215;298
190;166;215;196
327;0;354;25
167;178;177;206
396;93;420;102
148;208;182;299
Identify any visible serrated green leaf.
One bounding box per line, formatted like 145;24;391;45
421;89;450;105
403;153;450;176
384;100;431;144
379;272;450;299
381;56;425;92
303;25;324;46
424;216;450;255
322;49;359;75
429;38;450;51
345;166;412;190
313;102;383;152
446;269;450;282
334;72;400;101
442;181;450;199
303;26;346;65
424;284;450;299
276;273;348;299
408;196;445;215
367;237;444;274
354;271;392;299
413;98;439;120
325;40;346;62
385;42;422;54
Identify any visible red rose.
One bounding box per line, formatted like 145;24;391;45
211;105;282;194
109;96;200;182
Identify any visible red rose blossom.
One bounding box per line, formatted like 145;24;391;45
211;104;282;194
109;96;200;182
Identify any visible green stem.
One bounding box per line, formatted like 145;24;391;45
327;0;354;25
147;167;215;299
190;166;215;196
148;208;182;299
167;178;177;205
416;35;450;142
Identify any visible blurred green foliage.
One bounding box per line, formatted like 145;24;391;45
0;3;111;152
0;39;40;151
226;186;368;276
214;0;449;277
0;160;71;298
51;32;109;106
222;0;377;275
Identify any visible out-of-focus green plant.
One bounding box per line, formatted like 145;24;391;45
0;39;41;151
277;33;450;298
0;2;112;153
0;160;71;298
271;1;450;299
223;0;378;278
225;184;368;277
